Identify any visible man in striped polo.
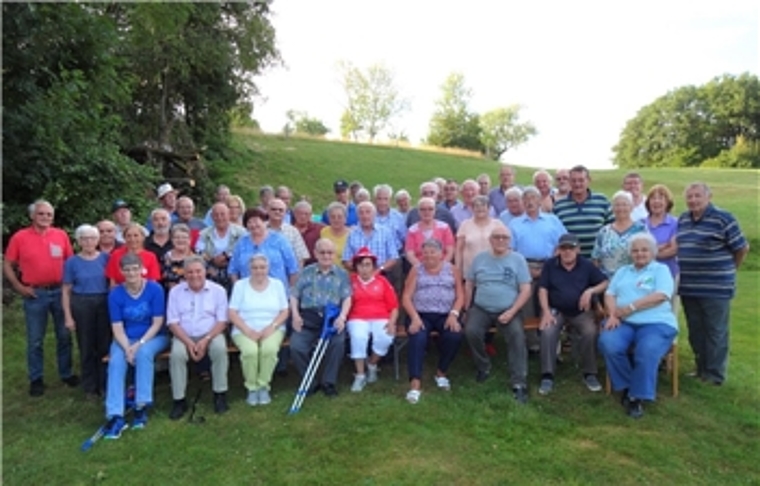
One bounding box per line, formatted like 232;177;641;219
553;165;613;258
676;182;749;386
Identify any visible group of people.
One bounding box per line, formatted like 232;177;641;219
3;165;748;436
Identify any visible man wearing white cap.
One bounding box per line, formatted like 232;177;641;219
146;183;179;231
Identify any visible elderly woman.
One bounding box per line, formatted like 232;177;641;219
598;233;678;419
225;194;246;227
346;247;399;392
456;195;507;278
405;197;455;266
229;254;289;406
105;223;161;286
643;184;679;279
402;239;464;403
319;202;351;266
195;202;247;292
62;224;111;399
103;253;169;439
228;208;299;287
591;190;649;278
161;224;195;291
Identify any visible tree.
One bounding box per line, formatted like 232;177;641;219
339;109;361;140
613;73;760;168
479;106;537;160
426;72;483;152
284;110;329;137
337;61;409;142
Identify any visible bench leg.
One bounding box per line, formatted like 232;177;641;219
394;337;408;381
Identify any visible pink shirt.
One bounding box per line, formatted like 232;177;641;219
405;221;455;260
456;218;506;276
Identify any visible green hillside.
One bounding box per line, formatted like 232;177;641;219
216;130;759;267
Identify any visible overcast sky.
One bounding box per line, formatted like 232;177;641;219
253;0;759;169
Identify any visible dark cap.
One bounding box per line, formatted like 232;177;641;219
558;233;579;248
333;179;349;192
112;199;130;212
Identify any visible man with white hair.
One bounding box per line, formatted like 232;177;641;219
394;190;413;218
267;197;310;267
451;179;497;227
405;181;457;234
553;169;571;201
292;200;324;266
477;173;491;196
373;184;407;253
144;208;174;263
203;184;231;227
498;187;525;226
4;200;78;396
342;202;399;274
275;185;295;224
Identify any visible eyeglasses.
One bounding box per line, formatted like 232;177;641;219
318;250;334;255
269;207;285;212
228;205;241;210
419;207;435;211
490;235;510;241
36;212;53;216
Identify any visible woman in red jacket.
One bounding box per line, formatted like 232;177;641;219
346;247;399;392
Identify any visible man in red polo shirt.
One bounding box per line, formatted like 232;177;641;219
4;200;79;396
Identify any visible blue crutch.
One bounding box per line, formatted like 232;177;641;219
288;303;341;414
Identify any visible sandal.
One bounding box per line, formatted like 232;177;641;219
406;389;421;404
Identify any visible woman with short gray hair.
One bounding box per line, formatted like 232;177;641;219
591;191;649;278
162;224;194;292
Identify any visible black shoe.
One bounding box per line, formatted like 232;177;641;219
627;399;644;419
213;392;229;414
29;379;44;397
62;375;80;388
513;386;529;404
307;383;322;396
620;388;630;408
169;399;188;420
476;370;490;383
322;383;338;397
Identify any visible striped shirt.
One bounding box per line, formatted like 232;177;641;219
676;204;747;299
553;190;613;258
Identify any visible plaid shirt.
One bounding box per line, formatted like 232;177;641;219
291;263;351;309
342;224;399;266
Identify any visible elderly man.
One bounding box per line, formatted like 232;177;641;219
166;256;230;419
623;172;648;221
498;187;525;226
144;208;174;262
553;165;613;258
97;220;122;254
176;196;207;247
292;200;324;266
203;184;231;227
373;184;407;253
290;239;352;396
677;182;749;386
4;200;78;396
554;169;571;200
257;185;275;212
488;165;518;214
275;185;295;224
537;234;608;394
394;189;413;218
405;181;457;233
451;179;497;227
195;203;246;292
146;183;179;231
268;198;310;267
112;199;145;243
442;179;460;210
463;226;532;403
342;202;399;275
477;173;492;197
322;179;358;226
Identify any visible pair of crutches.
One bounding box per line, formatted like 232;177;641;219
288;303;340;414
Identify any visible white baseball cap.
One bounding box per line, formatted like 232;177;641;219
156;183;177;200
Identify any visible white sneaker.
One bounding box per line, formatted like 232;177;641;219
246;390;259;406
366;363;379;383
351;374;367;392
406;389;421;404
434;375;451;390
258;388;271;405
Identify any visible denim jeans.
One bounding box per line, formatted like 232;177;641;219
681;297;731;383
105;335;170;418
598;322;677;401
23;288;73;382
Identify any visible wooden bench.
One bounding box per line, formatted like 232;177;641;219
392;316;540;380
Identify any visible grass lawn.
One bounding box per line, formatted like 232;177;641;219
3;132;759;484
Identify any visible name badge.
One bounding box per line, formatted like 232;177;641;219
50;244;63;258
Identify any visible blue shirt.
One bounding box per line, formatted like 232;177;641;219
108;281;166;339
676;204;747;299
498;210;525;228
227;232;299;290
63;253;110;294
509;213;567;260
553;190;614;258
292;263;352;309
539;256;607;317
203;208;214;227
322;202;358;227
342;224;399;266
375;208;407;250
450;202;497;227
606;261;677;330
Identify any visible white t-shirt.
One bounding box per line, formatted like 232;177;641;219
229;278;288;334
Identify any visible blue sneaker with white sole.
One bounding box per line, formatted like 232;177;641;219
104;416;128;440
132;407;148;429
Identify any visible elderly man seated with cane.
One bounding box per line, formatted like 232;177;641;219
166;255;230;419
290;238;352;397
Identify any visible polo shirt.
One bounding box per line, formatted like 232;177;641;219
509;213;567;260
167;280;228;337
539;256;607;317
676;204;748;299
5;226;73;286
553;190;614;258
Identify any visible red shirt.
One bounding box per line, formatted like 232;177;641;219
105;247;162;284
298;221;325;265
5;226;73;286
347;274;398;320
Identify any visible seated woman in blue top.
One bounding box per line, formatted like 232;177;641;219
103;253;169;440
228;207;299;289
598;233;678;419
